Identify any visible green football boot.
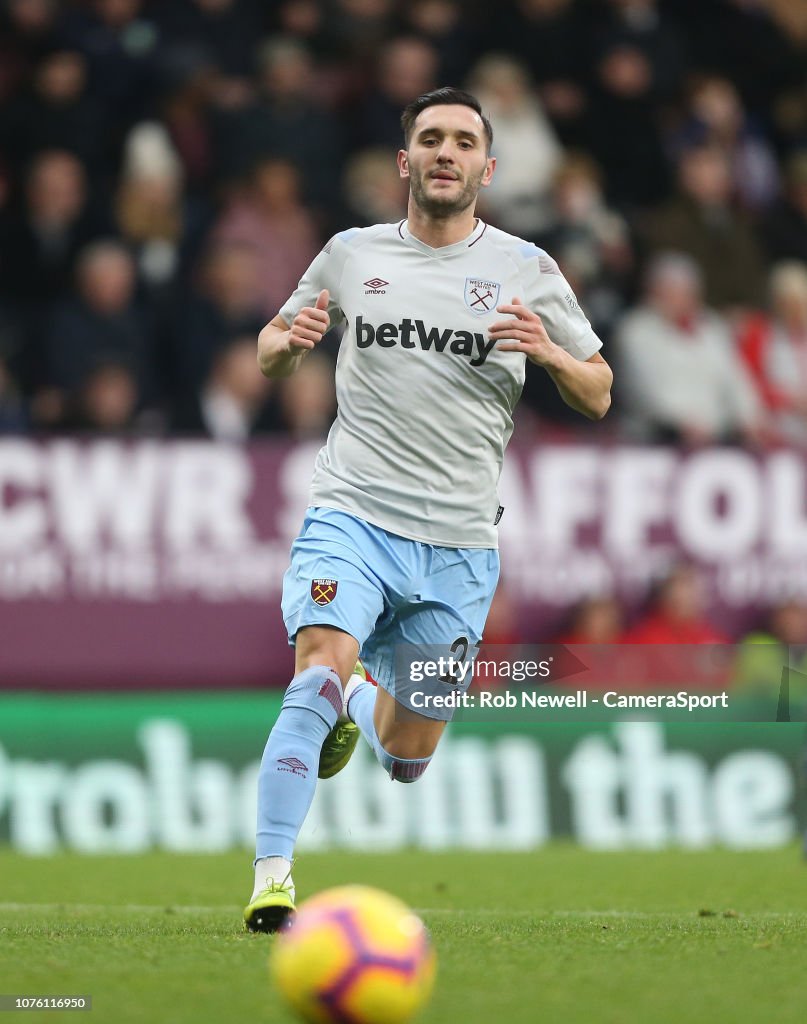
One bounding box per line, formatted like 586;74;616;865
318;661;371;779
244;875;296;933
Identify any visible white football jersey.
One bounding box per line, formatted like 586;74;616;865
279;219;602;548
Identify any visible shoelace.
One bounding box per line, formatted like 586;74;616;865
257;863;295;898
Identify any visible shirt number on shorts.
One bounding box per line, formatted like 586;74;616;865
439;635;482;685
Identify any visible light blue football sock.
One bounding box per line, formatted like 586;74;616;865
348;681;432;783
255;665;342;860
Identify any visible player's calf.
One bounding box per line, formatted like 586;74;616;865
248;665;344;931
348;682;439;784
318;661;374;779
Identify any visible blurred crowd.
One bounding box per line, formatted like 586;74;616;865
1;0;807;447
484;563;807;694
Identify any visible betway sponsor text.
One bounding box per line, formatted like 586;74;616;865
355;316;498;366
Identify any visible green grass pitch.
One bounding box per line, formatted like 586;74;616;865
1;846;805;1024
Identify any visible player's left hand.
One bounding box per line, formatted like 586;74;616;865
488;297;560;368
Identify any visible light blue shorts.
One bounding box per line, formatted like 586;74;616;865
281;507;500;720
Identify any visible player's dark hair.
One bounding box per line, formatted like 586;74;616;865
401;87;493;153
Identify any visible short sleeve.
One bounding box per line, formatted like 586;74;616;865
277;232;351;329
523;247;603;361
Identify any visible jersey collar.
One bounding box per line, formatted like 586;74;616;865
397;218;487;257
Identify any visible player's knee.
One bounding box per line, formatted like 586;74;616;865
283;665;343;717
294;635;356;686
297;651;351;684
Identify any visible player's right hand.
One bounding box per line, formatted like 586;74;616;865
288;289;330;350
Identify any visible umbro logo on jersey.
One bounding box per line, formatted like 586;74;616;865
355;316;498;367
364;277;389;294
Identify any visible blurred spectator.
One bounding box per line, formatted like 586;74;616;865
624;564;728;645
768;0;807;46
340;147;407;227
359;35;438;148
593;0;686;101
275;349;336;440
554;595;625;645
1;47;108;181
735;600;807;701
38;239;152;427
212;35;343;214
325;0;396;62
172;335;275;440
583;40;672;208
116;121;212;399
158;57;217;193
172;240;265;404
489;0;589;146
618;562;734;691
583;0;686;208
761;151;807;265
738;261;807;446
269;1;333;61
614;252;760;445
401;1;479;88
642;144;767;309
537;151;634;337
670;0;802;116
115;121;209;299
0;149;108;307
211;157;319;320
552;593;627;691
154;0;264;79
66;359;140;434
63;0;161;143
469;53;562;235
0;149;111;395
0;0;62;106
670;74;779;213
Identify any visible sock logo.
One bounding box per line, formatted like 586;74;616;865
311;579;338;605
318;678;343;718
390;759;429;783
277;756;308;776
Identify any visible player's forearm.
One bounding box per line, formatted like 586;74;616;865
257;324;306;378
545;349;613;420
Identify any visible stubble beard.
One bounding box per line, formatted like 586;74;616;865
410;166;486;219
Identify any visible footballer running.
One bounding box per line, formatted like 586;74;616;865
244;87;613;932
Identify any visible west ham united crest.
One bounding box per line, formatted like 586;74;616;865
464;277;500;315
311;578;338;605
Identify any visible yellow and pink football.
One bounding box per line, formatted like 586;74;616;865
269;885;436;1024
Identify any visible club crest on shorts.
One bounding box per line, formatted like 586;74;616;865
464;277;500;315
311;578;338;605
